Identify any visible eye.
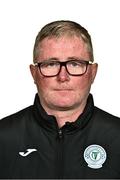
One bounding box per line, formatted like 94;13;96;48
41;61;59;68
48;61;57;67
68;61;83;67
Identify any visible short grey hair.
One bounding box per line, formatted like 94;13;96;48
33;20;94;62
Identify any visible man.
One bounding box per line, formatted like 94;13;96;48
0;20;120;179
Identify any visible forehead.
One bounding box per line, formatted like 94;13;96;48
37;36;90;60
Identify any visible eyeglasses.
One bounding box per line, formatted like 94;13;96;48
34;59;94;77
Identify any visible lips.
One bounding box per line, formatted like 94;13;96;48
55;89;73;92
54;88;72;91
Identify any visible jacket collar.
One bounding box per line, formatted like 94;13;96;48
32;93;94;133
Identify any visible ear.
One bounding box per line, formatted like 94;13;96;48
29;64;37;84
91;63;98;84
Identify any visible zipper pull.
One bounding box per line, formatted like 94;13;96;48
58;129;63;139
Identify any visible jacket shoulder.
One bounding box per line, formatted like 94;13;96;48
93;106;120;129
0;105;34;131
94;106;120;120
0;105;33;119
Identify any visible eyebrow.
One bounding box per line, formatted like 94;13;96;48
42;56;86;61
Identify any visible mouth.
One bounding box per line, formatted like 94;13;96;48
55;88;72;91
54;88;73;91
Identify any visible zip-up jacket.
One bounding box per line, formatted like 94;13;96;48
0;94;120;179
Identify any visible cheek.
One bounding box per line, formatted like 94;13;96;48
36;76;51;94
75;71;92;92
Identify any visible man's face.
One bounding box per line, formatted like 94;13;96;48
30;36;97;112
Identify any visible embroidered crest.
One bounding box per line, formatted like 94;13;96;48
84;144;107;169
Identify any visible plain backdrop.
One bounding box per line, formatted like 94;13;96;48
0;0;120;119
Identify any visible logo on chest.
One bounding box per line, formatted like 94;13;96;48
84;144;107;169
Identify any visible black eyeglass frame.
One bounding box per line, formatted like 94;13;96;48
34;60;94;77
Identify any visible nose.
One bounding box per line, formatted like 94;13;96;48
57;66;70;82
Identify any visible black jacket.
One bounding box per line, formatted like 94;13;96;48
0;94;120;179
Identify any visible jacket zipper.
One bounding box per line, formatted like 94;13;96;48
56;129;64;179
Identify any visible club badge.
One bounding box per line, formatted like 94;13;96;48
84;144;107;169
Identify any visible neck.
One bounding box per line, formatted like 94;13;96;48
41;101;87;128
51;108;84;128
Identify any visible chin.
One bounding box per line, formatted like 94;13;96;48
51;99;77;110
